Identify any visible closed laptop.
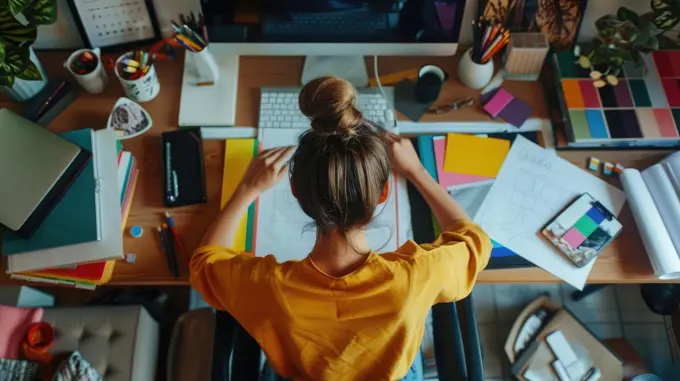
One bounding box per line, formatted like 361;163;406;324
0;109;85;236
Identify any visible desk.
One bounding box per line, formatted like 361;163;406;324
0;51;673;285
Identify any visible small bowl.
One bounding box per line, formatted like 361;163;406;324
106;97;153;140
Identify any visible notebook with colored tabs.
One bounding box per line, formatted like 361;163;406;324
443;133;510;178
222;139;258;252
2;129;100;255
433;137;492;190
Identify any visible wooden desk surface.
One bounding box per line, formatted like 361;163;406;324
0;51;672;285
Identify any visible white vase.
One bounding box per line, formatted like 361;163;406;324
457;48;495;90
1;48;48;101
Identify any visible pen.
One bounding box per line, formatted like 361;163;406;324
158;227;179;277
162;223;180;275
36;81;66;119
165;211;189;264
165;142;175;202
172;170;179;199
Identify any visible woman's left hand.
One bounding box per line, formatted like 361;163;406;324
236;146;295;198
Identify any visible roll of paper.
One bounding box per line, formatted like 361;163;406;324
621;168;680;279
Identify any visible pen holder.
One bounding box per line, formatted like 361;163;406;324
63;48;108;94
114;51;161;103
187;47;220;85
457;48;494;90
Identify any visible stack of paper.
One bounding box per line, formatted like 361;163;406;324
4;129;137;289
221;139;258;252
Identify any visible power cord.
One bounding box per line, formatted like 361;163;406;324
373;55;398;129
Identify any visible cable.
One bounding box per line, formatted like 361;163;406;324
373;55;397;128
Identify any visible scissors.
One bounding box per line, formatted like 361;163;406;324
427;98;475;115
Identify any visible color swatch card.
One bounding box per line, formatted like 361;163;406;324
482;88;534;127
542;193;622;268
433;137;492;189
443;133;510;178
555;50;680;146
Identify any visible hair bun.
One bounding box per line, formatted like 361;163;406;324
299;76;363;137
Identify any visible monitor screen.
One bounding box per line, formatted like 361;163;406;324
203;0;466;44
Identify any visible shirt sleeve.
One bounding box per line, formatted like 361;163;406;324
189;245;276;317
397;220;492;304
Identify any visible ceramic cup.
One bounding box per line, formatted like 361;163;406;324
415;64;448;104
457;48;495;90
63;48;108;94
114;51;160;103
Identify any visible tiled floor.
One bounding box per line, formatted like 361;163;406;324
474;283;677;380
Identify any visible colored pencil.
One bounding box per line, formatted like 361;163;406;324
165;211;189;264
158;226;179;277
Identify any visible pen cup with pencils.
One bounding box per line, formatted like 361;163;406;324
458;48;494;90
187;47;219;86
114;51;160;103
63;48;108;94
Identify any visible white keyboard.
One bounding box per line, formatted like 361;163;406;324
259;87;396;130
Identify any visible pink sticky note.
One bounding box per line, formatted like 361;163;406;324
0;306;43;359
483;88;515;118
433;137;491;189
562;228;586;249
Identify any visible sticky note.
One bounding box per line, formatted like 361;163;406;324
222;139;257;252
483;88;514;118
443;133;510;178
433;137;491;188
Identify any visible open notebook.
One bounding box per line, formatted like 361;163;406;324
621;152;680;279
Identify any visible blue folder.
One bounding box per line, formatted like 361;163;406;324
3;129;99;255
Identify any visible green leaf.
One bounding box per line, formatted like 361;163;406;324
617;7;640;24
0;42;5;65
0;8;37;47
23;0;57;25
653;10;680;30
0;75;15;87
7;0;34;16
0;46;28;76
16;58;40;80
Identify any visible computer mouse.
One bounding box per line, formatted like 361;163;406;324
384;109;396;129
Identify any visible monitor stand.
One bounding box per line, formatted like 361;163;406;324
301;56;369;87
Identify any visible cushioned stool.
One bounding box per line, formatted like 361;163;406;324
42;305;159;381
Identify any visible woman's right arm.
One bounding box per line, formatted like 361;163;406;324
384;134;468;229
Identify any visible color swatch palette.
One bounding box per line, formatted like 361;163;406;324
542;193;622;268
556;51;680;146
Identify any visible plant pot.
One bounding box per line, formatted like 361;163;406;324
1;48;48;102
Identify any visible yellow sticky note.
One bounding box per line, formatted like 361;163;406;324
222;139;256;252
443;133;510;178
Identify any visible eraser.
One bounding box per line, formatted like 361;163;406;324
587;157;600;172
614;163;625;174
603;162;614;176
129;225;143;238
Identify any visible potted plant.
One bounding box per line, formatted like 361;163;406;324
0;0;58;101
577;1;680;87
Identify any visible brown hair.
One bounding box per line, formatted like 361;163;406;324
291;76;390;235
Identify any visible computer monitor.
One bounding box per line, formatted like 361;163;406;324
201;0;467;85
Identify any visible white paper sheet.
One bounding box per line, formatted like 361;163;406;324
473;136;626;289
621;153;680;280
255;128;412;262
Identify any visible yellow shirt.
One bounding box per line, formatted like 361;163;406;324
190;220;491;381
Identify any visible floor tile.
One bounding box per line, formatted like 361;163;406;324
561;284;620;323
479;323;505;379
472;284;496;324
615;285;664;323
585;323;623;340
494;283;562;324
624;323;674;374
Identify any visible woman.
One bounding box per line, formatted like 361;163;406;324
191;77;492;380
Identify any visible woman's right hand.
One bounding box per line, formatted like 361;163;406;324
383;133;425;181
236;146;295;199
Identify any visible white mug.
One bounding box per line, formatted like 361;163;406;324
114;51;161;103
64;48;108;94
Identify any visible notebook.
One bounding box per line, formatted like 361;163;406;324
6;129;124;273
0;109;90;238
2;129;101;255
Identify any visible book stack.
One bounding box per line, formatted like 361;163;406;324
1;113;137;289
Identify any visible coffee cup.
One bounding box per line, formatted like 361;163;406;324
414;64;448;104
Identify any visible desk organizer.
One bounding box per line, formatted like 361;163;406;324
503;33;549;81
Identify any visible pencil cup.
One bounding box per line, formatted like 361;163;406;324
187;47;220;85
457;48;494;90
114;51;161;103
63;48;108;94
503;33;549;80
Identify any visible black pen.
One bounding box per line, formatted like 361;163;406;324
158;226;179;277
